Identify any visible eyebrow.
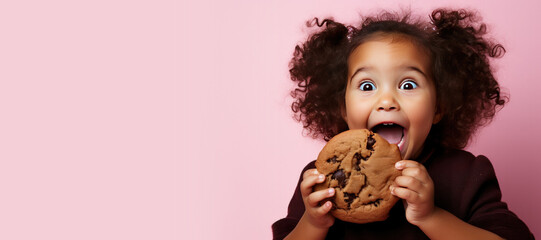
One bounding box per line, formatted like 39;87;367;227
349;66;428;83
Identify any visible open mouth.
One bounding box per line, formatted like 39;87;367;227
371;123;404;147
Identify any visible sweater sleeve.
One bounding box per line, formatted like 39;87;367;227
463;155;534;240
271;161;316;240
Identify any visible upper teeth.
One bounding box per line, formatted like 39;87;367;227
383;123;394;126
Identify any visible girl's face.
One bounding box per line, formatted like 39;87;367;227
343;36;440;160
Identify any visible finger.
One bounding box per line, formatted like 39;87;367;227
390;185;420;203
401;166;423;177
394;175;423;193
306;188;335;207
401;167;431;183
314;200;333;216
300;172;326;197
396;161;431;182
303;168;319;180
395;160;422;170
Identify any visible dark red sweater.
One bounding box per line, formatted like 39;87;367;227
272;146;534;240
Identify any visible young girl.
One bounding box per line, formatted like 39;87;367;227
272;8;534;240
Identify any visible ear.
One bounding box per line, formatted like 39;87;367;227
340;103;348;124
433;106;443;124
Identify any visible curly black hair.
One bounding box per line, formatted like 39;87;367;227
290;8;507;149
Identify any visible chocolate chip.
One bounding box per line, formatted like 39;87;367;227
332;170;346;187
367;135;375;150
344;192;356;204
354;152;368;162
326;156;338;163
353;153;361;171
365;199;382;207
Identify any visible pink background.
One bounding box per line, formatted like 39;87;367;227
1;0;539;239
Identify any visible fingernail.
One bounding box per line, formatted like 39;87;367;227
395;161;403;169
326;201;332;208
313;169;319;175
318;174;325;181
389;186;395;194
328;188;335;196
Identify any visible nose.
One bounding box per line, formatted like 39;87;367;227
376;91;399;111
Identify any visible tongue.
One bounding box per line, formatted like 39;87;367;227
374;126;403;144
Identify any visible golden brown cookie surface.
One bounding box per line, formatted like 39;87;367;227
314;129;401;224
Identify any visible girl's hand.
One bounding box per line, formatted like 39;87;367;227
390;160;435;226
299;168;335;229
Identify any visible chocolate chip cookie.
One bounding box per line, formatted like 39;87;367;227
314;129;402;224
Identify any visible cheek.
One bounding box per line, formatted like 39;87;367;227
345;100;371;129
406;98;437;135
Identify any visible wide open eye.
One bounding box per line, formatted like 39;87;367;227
399;80;418;90
359;81;376;91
